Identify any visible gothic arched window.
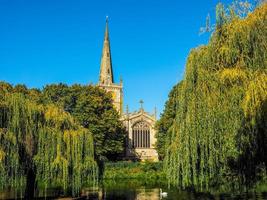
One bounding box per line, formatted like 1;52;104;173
132;121;150;148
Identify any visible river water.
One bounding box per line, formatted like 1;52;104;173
0;181;267;199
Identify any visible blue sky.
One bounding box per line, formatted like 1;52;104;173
0;0;233;116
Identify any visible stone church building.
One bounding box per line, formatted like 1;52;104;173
97;18;158;161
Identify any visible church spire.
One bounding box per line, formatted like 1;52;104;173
99;16;114;85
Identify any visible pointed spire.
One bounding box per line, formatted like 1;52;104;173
104;16;109;41
99;16;114;85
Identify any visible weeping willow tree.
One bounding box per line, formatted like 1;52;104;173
164;2;267;190
0;93;97;198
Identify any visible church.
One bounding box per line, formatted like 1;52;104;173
97;18;158;161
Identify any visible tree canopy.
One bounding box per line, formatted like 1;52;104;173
42;84;126;161
0;81;126;197
164;2;267;190
155;82;181;160
0;88;97;198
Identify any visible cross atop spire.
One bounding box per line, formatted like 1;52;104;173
99;16;113;85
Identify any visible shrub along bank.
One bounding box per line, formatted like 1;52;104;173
103;161;166;183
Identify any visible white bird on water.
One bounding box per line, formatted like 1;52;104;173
160;188;168;199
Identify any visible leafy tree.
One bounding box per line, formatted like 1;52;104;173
0;82;13;102
0;82;42;103
200;0;255;35
155;82;181;160
13;84;28;95
164;2;267;189
0;92;97;198
42;84;126;161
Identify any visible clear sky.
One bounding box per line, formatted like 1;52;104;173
0;0;233;116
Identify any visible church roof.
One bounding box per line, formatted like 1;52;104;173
121;108;156;122
99;16;114;85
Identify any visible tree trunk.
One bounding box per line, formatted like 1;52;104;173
24;167;36;199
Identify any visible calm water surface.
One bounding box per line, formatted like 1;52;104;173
0;181;267;199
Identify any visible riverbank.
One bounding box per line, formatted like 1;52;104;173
103;161;166;183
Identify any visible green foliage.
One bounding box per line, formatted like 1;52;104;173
0;92;97;195
155;82;181;160
42;84;126;161
103;161;166;183
0;80;126;196
0;82;42;104
164;3;267;190
200;0;255;35
216;3;227;30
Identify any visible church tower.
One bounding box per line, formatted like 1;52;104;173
96;17;158;161
98;17;123;115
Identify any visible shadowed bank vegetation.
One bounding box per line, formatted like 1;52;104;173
162;2;267;190
103;161;166;183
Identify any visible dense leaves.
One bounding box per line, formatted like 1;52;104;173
104;161;166;182
155;82;181;160
42;84;126;161
0;80;126;196
0;92;97;197
164;3;267;190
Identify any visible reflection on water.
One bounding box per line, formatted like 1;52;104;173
93;188;162;200
90;187;267;200
0;180;267;199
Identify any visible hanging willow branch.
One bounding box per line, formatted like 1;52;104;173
0;93;98;196
164;3;267;190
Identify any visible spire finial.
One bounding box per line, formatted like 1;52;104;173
139;99;144;110
126;105;129;114
106;15;109;22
